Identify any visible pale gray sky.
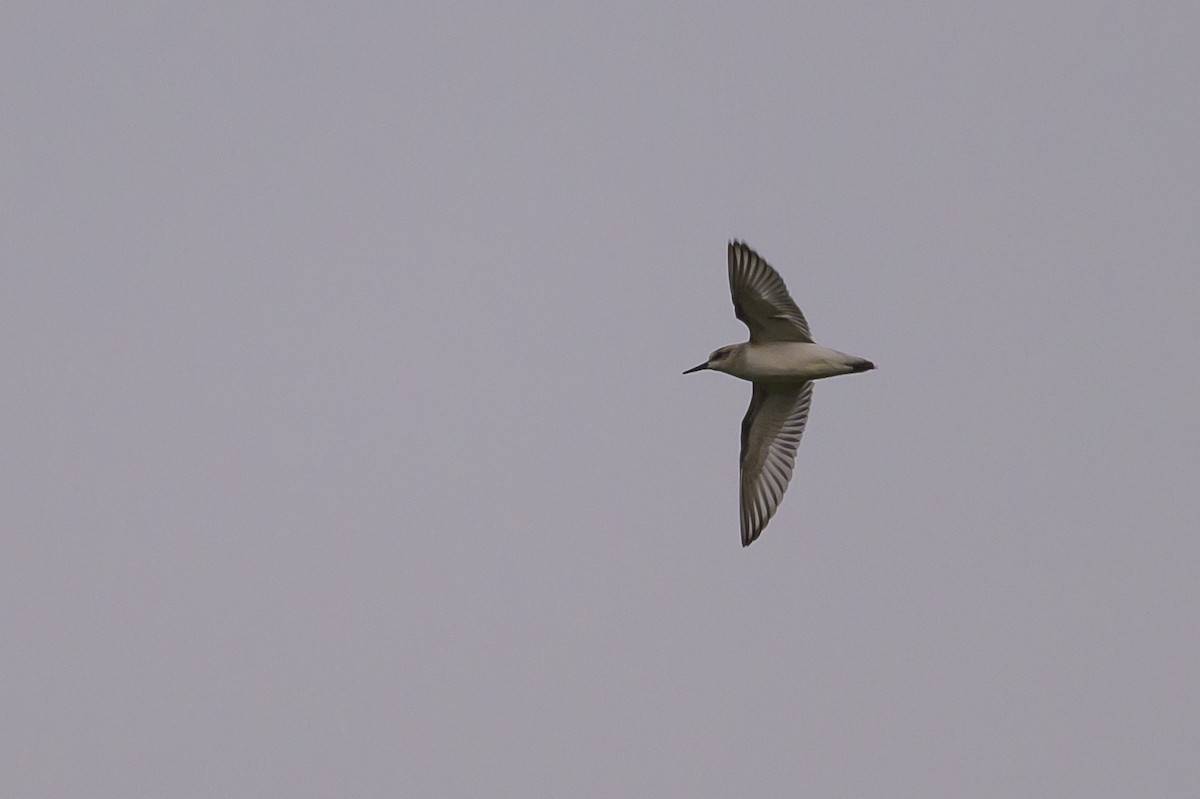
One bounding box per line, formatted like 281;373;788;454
3;3;1199;796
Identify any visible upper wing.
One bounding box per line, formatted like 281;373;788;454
739;381;814;546
728;241;813;343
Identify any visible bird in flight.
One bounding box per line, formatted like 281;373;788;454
685;241;874;546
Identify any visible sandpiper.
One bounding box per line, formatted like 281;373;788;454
685;241;874;546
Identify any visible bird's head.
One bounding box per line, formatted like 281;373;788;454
683;345;737;375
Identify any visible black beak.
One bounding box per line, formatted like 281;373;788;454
682;362;709;374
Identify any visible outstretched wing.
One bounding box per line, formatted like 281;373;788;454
739;381;814;546
728;241;813;343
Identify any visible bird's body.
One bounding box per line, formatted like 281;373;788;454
707;341;873;384
685;241;873;547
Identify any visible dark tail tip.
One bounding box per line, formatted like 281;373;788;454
850;359;875;373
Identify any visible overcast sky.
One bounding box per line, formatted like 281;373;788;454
3;3;1199;796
